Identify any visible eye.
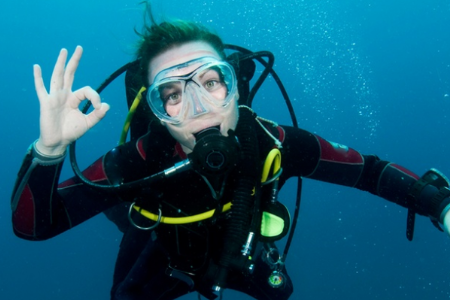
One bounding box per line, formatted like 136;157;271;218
201;68;224;92
158;82;182;106
163;92;182;105
204;80;220;90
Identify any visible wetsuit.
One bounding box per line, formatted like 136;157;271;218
10;113;448;300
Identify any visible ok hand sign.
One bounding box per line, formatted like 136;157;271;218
34;46;110;156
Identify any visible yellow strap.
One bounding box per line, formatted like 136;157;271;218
133;202;232;224
119;86;147;145
261;148;281;183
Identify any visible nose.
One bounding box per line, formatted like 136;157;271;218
185;82;209;117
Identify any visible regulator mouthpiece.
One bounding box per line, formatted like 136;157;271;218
189;127;240;177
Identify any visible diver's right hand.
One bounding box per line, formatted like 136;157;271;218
34;46;110;156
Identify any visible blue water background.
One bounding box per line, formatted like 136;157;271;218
1;0;450;299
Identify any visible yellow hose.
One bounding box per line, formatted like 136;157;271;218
119;86;147;145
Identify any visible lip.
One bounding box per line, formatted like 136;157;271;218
184;113;221;133
193;123;221;135
193;125;221;139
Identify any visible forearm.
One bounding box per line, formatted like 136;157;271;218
11;142;68;240
355;158;450;221
11;142;121;240
358;160;450;239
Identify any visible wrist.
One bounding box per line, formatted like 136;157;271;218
439;197;450;224
443;209;450;234
34;139;67;158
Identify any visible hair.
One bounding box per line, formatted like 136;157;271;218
135;2;226;87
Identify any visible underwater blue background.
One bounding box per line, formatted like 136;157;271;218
1;0;450;299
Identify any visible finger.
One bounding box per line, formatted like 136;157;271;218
49;48;68;93
444;211;450;236
77;86;109;129
63;46;83;90
84;86;103;110
70;86;100;108
85;102;110;129
33;64;49;102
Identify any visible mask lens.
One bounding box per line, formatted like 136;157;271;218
147;57;237;124
158;81;183;117
148;80;183;120
197;66;227;102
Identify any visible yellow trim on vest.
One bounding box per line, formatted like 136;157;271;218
133;202;232;224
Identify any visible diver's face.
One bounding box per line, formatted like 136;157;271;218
148;41;239;154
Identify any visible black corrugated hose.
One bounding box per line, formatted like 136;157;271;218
214;107;261;290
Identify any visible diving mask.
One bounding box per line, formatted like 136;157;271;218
147;56;238;124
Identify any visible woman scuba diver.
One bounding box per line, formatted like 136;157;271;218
11;3;450;300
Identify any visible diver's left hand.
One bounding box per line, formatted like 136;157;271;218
443;210;450;236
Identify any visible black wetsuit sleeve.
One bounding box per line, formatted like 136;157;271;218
279;125;446;222
10;143;123;241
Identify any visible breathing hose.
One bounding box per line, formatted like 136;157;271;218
213;107;261;292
